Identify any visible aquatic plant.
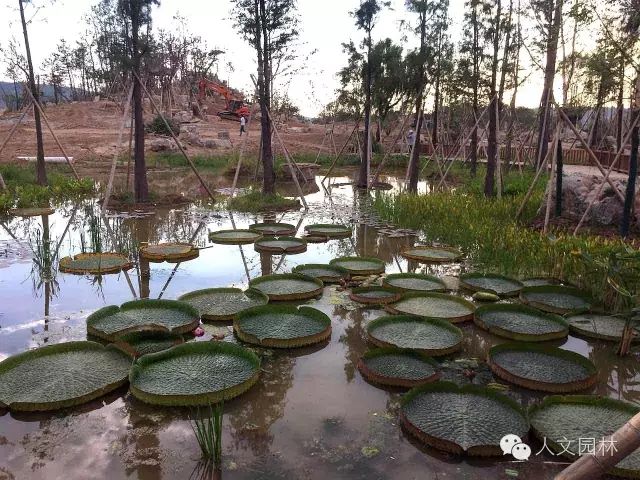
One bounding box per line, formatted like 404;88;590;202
191;401;224;468
227;189;300;212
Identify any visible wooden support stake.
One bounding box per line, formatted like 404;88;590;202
321;120;361;183
372;113;412;182
0;100;32;158
231;103;258;198
25;90;80;180
133;72;216;203
102;84;134;213
543;125;561;233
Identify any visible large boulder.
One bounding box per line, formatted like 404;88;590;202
148;137;178;152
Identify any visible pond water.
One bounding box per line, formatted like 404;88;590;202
1;170;638;480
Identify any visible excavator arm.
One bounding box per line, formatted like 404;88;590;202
197;78;250;121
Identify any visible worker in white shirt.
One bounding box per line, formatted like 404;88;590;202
240;116;247;136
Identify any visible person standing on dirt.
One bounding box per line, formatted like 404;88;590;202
407;129;415;153
240;116;247;136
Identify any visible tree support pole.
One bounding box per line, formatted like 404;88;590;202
0;100;32;159
372;113;412;182
231;103;259;198
321;119;361;184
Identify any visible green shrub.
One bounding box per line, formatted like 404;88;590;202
146;115;180;136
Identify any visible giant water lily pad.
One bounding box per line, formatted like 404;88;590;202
388;292;475;323
529;395;640;478
234;305;331;348
254;236;307;254
304;224;352;238
383;273;447;293
459;273;523;297
249;273;324;301
9;207;55;217
349;286;401;305
401;246;462;263
292;264;349;283
129;342;260;406
178;287;269;322
520;285;591;315
87;299;200;341
358;348;440;388
567;313;640;342
521;277;562;287
115;331;184;358
0;341;130;411
329;256;385;275
139;243;198;262
488;343;597;392
249;222;296;236
474;304;568;341
208;229;262;245
367;315;463;356
59;253;133;275
401;382;529;455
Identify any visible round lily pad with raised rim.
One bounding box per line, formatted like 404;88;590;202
139;243;199;263
474;303;568;341
208;229;262;245
387;292;475;323
367;315;463;356
114;331;184;358
358;348;440;388
459;273;524;297
292;263;349;283
521;277;562;287
254;236;307;254
401;382;529;456
59;252;133;275
529;395;640;478
87;299;200;341
488;343;597;393
567;313;640;342
0;341;131;412
9;207;55;217
303;234;329;243
249;273;324;301
349;286;401;305
234;305;331;348
520;285;591;315
178;287;269;322
329;256;385;275
304;224;352;238
401;246;462;263
249;222;296;236
383;273;447;293
129;342;260;406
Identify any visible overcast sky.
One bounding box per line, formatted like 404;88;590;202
1;0;569;117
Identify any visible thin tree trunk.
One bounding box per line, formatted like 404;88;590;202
555;136;563;216
620;93;639;237
408;96;423;193
616;59;626;152
470;2;479;177
485;0;501;197
19;0;47;186
258;0;275;194
358;33;373;189
132;3;148;203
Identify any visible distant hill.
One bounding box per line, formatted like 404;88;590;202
0;81;74;109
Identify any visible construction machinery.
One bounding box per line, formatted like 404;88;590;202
197;78;250;121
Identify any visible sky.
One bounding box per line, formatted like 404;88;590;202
0;0;569;117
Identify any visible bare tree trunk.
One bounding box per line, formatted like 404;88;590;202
469;2;479;177
19;0;47;186
258;0;275;194
485;0;501;197
358;32;373;189
620;78;639;238
407;96;423;193
616;59;626;152
131;2;148;203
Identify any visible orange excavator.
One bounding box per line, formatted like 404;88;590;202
197;78;250;121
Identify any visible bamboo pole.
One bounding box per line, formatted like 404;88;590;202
0;100;32;158
102;84;134;213
230;103;258;198
133;72;216;202
321;120;361;183
496;96;502;199
372;113;412;182
126;103;134;191
25;89;81;180
543;125;561;233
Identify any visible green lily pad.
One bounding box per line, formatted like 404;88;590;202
254;236;307;254
459;273;523;297
474;304;569;341
567;313;640;342
358;348;440;387
387;292;475;323
303;234;329;243
292;263;349;283
520;285;591;315
382;273;447;293
367;315;463;356
349;286;401;305
249;222;296;236
473;291;500;302
59;253;133;275
488;342;597;392
208;229;262;245
87;299;200;341
234;305;331;348
129;342;260;406
401;246;462;263
139;243;198;263
249;273;324;301
329;256;385;275
401;382;529;456
529;395;640;478
178;287;269;322
0;341;130;412
304;224;352;238
521;277;562;287
114;331;184;358
9;207;55;217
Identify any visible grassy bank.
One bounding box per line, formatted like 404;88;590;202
227;190;300;212
372;167;636;310
0;164;95;212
